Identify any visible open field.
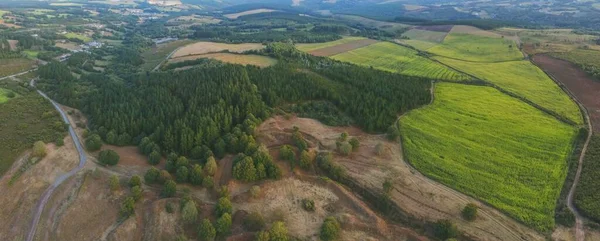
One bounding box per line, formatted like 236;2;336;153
414;25;453;32
396;39;438;51
167;15;221;24
296;37;367;52
224;8;277;19
23;50;38;58
49;2;84;6
55;42;81;51
140;39;194;71
497;28;600;54
435;57;583;124
450;25;503;38
306;39;379;57
402;29;447;43
63;32;92;42
428;33;523;62
169;53;277;68
574;135;600;222
330;42;471;81
0;58;35;78
334;14;410;33
549;49;600;78
400;82;578;231
171;42;264;58
0;88;16;103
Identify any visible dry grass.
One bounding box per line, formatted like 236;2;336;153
171;42;264;58
224;9;277;19
170;53;277;68
55;42;81;51
450;25;503;38
404;4;427;11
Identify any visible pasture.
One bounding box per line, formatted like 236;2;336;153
428;33;523;62
305;39;379;57
140;39;194;71
450;25;503;38
0;58;35;78
171;42;264;58
400;82;578;231
169;53;277;68
0;88;15;103
224;9;277;19
549;49;600;71
435;57;583;124
63;32;92;42
296;37;367;52
402;29;447;43
330;42;471;81
396;39;438;51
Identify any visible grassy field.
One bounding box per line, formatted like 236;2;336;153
296;37;367;52
402;29;447;43
140;39;194;71
63;32;92;42
400;82;578;231
435;57;583;124
575;135;600;222
549;49;600;70
0;58;35;78
428;33;523;62
331;42;471;81
0;88;15;103
23;50;39;58
397;39;438;50
169;53;277;68
171;41;263;59
0;93;65;177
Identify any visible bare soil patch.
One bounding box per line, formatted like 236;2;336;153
171;42;264;59
415;25;454;32
224;9;277;19
532;54;600;132
308;39;379;57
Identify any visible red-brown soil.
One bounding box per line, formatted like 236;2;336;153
415;25;454;32
532;54;600;132
308;39;379;57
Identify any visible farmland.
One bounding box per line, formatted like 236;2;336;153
428;33;523;62
0;58;35;78
435;57;583;124
296;37;367;52
140;39;194;71
170;42;264;58
304;39;379;57
575;135;600;222
224;9;277;19
63;32;92;42
399;82;578;230
168;53;277;68
549;49;600;79
330;42;471;81
402;29;447;43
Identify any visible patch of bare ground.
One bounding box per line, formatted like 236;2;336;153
256;116;545;241
171;42;264;59
308;39;379;57
0;136;78;240
532;54;600;132
415;25;454;33
552;226;600;241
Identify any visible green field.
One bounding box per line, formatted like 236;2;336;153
400;82;578;230
428;33;523;62
141;39;194;71
435;57;583;124
296;37;366;52
402;29;447;43
23;50;39;58
575;135;600;222
0;88;15;103
330;42;471;81
64;32;92;42
397;39;438;50
0;58;35;78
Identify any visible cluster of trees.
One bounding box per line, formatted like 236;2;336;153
197;193;234;240
335;132;359;156
0;39;21;59
193;27;341;44
284;101;353;126
574;135;600;223
118;175;144;218
232;145;282;182
99;149;120;166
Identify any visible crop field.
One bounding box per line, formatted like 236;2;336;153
435;57;583;124
63;32;92;42
140;39;194;71
400;82;578;230
224;8;277;19
330;42;471;81
396;39;438;50
402;29;448;43
305;39;379;57
575;135;600;222
0;58;35;78
428;33;523;62
549;49;600;70
169;53;277;68
296;37;367;52
450;25;503;38
171;42;264;58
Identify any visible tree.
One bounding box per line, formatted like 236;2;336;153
158;170;172;184
215;213;232;236
462;203;478;221
165;152;178;172
190;164;204;185
202;175;214;188
148;150;161;165
176;166;189;183
383;179;393;196
215;197;232;217
279;145;294;161
299;150;313;169
269;221;288;241
434;219;459;240
109;175;120;192
32;141;47;158
243;211;265;231
99;149;120;166
205;156;217;176
120;197;136;218
233;156;257;182
163;180;177;197
131;185;143;201
182;200;198;224
339;132;348;142
176;156;189;169
338;142;352;156
320;216;341;241
292;128;308;151
255;231;270;241
250;185;261;198
198;218;216;241
144;167;160;184
129;175;142;187
349;138;360;151
85;134;102;151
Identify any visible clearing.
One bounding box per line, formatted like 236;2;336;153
169;53;277;68
170;42;264;59
55;42;82;51
0;58;35;78
224;9;277;19
330;42;471;81
140;39;194;71
63;33;92;43
450;25;503;38
435;57;583;124
305;39;379;57
428;33;523;62
296;37;367;52
400;82;578;231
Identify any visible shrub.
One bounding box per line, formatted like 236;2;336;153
433;219;459;240
255;231;270;241
182;200;198;224
243;211;265;231
338;142;352;156
55;137;64;146
144;167;160;184
383;179;393;196
215;197;232;217
120;197;135;218
163;180;177;197
85;134;102;151
375;142;385;156
129;175;141;187
148;150;161;165
131;186;143;201
202;175;214;188
302;199;315;212
299;150;313;169
320;216;341;241
349;137;360;151
32;141;47;158
339;132;348;142
205;156;217;176
198;218;216;241
165;202;174;213
462;203;478;221
99;149;120;166
215;213;232;236
109;175;120;192
250;185;261;198
269;221;288;241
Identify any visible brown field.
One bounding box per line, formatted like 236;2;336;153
532;54;600;132
0;58;35;77
256;116;545;241
55;42;82;51
224;9;277;19
308;39;379;57
0;19;21;29
450;25;502;38
171;42;264;59
169;53;277;68
415;25;454;33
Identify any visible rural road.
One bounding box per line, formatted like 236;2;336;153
0;69;36;81
25;81;88;241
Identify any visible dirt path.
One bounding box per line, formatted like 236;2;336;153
25;88;88;241
152;46;182;72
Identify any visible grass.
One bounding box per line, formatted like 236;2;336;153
0;92;66;177
428;33;523;62
0;88;16;103
435;57;583;124
23;50;39;58
0;9;9;17
550;49;600;70
397;39;438;51
296;37;367;52
330;42;471;81
575;135;600;222
402;29;447;43
169;53;277;68
140;39;194;71
399;82;578;231
64;32;92;42
0;58;35;78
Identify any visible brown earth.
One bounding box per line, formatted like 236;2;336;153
256;116;546;241
415;25;454;33
308;39;379;57
532;54;600;132
171;42;264;59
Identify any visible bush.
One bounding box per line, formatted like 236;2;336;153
383;179;393;196
32;141;47;158
129;175;141;187
109;175;120;192
148;150;161;165
250;185;261;198
462;203;478;221
433;219;459;240
85;134;102;151
302;199;315;212
144;167;160;184
163;180;177;197
182;200;198;224
338;142;352;156
166;202;174;213
349;137;360;151
131;186;143;201
55;137;64;146
120;197;135;218
255;231;270;241
215;213;232;236
198;218;216;241
320;216;341;241
269;221;288;241
205;156;217;176
243;211;265;231
216;197;232;217
99;149;120;166
375;143;385;156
